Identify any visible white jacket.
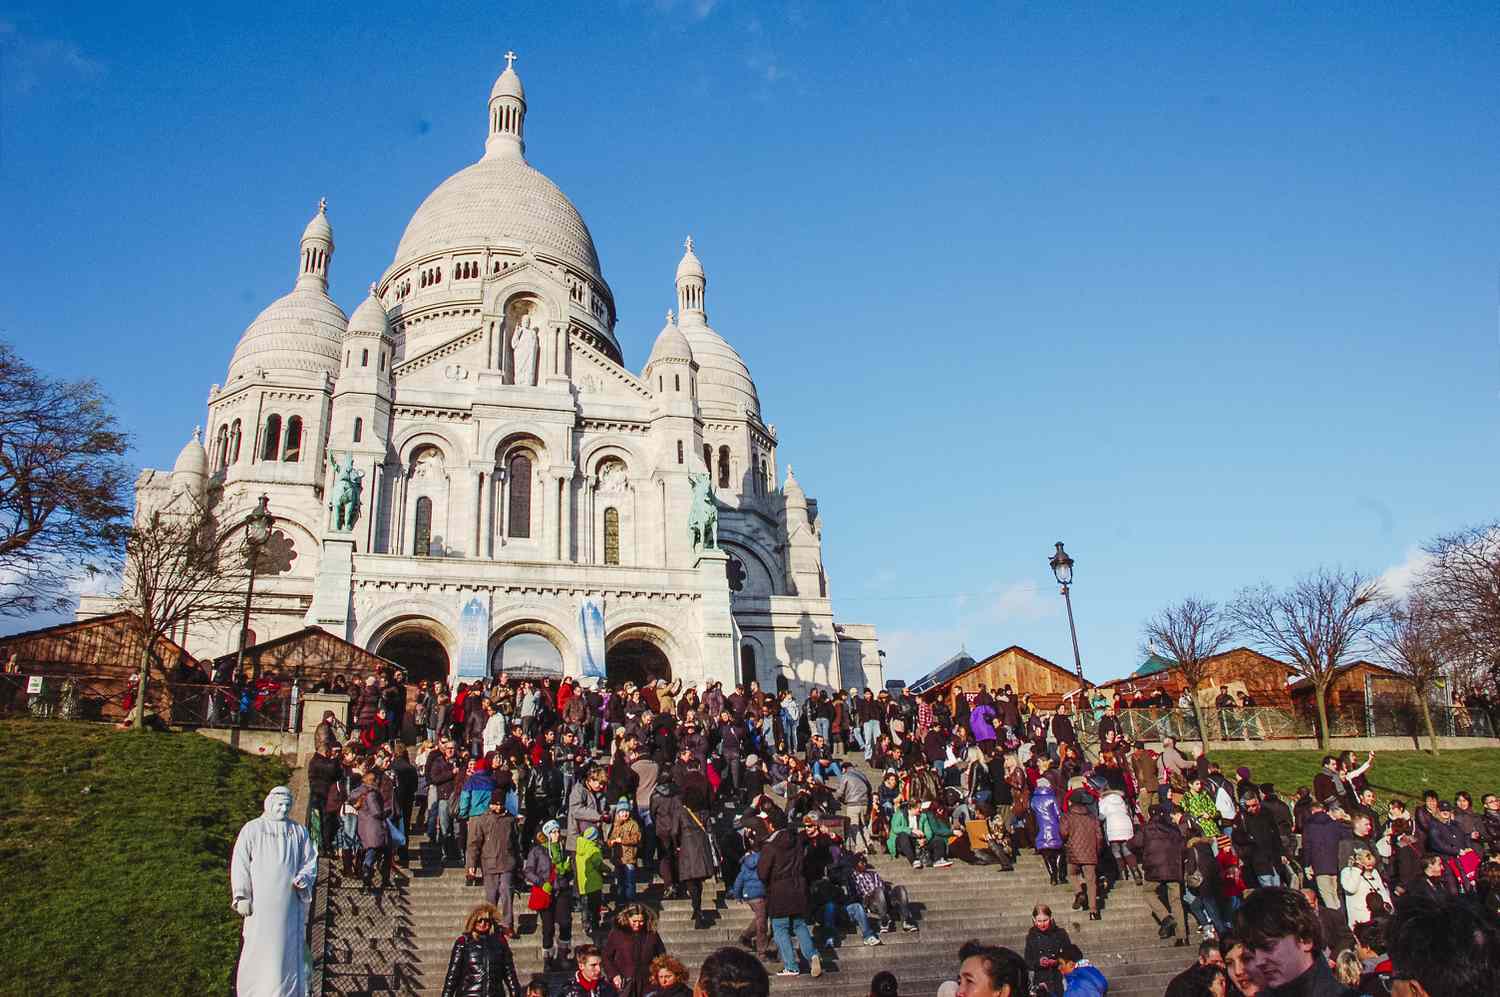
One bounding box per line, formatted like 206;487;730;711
1098;790;1135;842
1339;865;1391;928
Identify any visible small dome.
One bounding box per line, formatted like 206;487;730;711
676;236;704;281
492;62;524;101
681;323;759;416
646;310;692;368
783;464;806;505
172;428;208;479
347;286;391;339
227;287;348;382
301;199;333;246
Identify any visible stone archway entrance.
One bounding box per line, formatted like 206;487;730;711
377;629;450;684
607;638;671;690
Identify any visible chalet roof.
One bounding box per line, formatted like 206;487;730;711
207;626;395;670
1097;646;1296;689
0;611;194;662
908;650;976;695
908;644;1080;695
1287;659;1402;690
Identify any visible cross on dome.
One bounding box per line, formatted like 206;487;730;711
684;236;693;252
504;50;518;70
666;308;675;323
318;197;327;213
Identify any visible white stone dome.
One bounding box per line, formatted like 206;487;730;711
645;311;692;368
390;156;602;281
172;429;208;478
682;323;760;416
347;287;391;339
492;64;524;101
227;287;347;382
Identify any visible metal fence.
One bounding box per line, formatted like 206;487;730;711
0;672;294;730
1077;703;1499;742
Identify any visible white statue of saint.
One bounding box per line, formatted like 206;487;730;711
230;786;319;997
511;316;538;387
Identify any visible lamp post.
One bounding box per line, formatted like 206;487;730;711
234;494;274;684
1048;541;1086;689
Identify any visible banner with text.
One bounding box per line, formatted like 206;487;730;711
457;595;490;679
579;597;607;681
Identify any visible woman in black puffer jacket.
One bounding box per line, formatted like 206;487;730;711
441;903;521;997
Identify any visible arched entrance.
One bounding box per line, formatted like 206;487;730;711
377;629;450;683
491;631;564;680
607;639;670;690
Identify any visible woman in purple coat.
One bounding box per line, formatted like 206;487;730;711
1030;781;1065;885
968;702;998;746
349;770;392;890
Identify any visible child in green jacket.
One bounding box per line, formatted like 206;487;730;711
575;825;607;931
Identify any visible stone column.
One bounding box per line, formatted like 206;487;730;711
478;471;492;558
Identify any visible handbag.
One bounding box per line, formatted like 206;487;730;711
386;818;407;847
528;886;553;911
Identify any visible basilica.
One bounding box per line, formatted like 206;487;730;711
101;56;882;693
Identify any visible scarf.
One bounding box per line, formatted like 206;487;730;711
574;973;599;993
545;840;572;894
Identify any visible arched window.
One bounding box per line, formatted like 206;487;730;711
676;440;684;465
379;352;386;371
352;417;363;443
751;454;760;494
413;496;433;556
229;420;242;464
740;645;757;687
603;507;620;566
261;415;281;461
214;425;228;470
702;444;712;474
718;446;730;489
507;452;532;539
675;374;681;391
658;376;663;392
361;349;369;367
282;416;303;462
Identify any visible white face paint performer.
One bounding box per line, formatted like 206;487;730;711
230;786;319;997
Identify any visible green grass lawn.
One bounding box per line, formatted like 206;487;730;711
1209;747;1500;807
0;719;290;997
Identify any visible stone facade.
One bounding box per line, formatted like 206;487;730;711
83;56;881;695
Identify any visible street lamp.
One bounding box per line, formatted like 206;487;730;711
235;494;274;684
1048;541;1085;688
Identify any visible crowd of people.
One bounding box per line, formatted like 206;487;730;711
298;667;1500;997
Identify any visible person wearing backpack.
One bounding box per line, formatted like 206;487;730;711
1134;804;1190;944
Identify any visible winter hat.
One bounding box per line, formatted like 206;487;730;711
1236;766;1253;781
542;819;561;836
744;754;761;769
614;800;632;813
584;826;600;840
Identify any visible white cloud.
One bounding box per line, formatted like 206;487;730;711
0;19;105;96
1380;546;1433;599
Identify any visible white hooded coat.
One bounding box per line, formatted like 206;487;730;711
230;786;319;997
1098;790;1135;843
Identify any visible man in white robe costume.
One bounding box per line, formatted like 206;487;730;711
231;786;319;997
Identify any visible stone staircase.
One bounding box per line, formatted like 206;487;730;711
317;757;1197;996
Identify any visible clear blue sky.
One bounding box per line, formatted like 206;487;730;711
3;3;1497;683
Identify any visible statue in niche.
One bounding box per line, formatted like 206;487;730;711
688;473;718;552
230;786;318;997
597;461;628;494
329;452;363;532
411;448;443;481
511;315;538;387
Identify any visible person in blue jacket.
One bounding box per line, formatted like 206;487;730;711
1057;943;1108;996
728;827;771;957
457;757;497;885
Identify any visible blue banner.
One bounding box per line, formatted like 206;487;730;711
457;595;490;679
579;597;606;680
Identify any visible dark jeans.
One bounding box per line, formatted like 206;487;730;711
541;881;575;951
863;884;914;926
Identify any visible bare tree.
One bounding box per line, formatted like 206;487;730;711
0;341;131;616
1229;567;1386;749
1141;597;1234;738
116;488;254;730
1370;593;1446;753
1419;524;1500;696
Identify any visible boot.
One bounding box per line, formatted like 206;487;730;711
1072;889;1086;911
341;851;354;878
1158;916;1177;939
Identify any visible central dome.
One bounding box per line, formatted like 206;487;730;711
390;156;602;279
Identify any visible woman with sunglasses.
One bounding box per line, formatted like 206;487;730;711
440;903;521;997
